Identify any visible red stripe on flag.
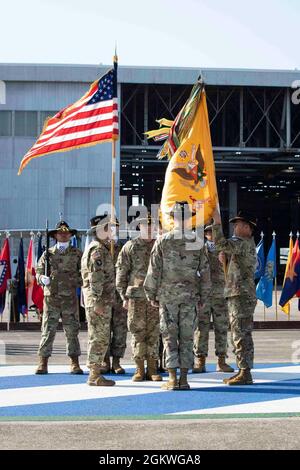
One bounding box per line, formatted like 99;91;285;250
24;127;119;160
36;116;118;144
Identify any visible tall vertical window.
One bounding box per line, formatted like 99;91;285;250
15;111;38;136
0;111;12;136
39;111;56;132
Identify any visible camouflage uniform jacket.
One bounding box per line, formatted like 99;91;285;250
81;239;116;308
212;224;257;299
116;237;154;301
205;242;225;298
113;242;124;307
144;230;211;304
36;245;82;297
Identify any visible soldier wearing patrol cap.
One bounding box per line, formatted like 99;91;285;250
81;215;117;386
116;214;162;382
193;224;234;374
212;209;257;385
144;202;211;391
35;221;83;375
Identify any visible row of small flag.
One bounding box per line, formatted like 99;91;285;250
0;234;79;316
0;235;44;315
255;232;300;313
1;232;300;317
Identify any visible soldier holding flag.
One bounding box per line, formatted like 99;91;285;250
212;209;257;386
35;221;83;375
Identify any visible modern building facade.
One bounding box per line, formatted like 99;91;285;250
1;63;300;259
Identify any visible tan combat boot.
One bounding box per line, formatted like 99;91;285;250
112;356;125;375
216;355;234;373
223;370;240;384
179;368;190;390
146;357;162;381
226;368;253;386
132;359;145;382
35;356;48;375
161;368;179;390
192;355;206;373
100;353;111;374
70;356;84;375
87;364;115;386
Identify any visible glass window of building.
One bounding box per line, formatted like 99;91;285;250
15;111;38;136
39;111;56;132
0;111;12;136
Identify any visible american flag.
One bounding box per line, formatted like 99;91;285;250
18;62;119;175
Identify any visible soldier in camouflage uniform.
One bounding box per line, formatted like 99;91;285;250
144;203;211;390
116;216;161;382
81;215;116;386
35;221;83;375
100;237;128;375
212;210;257;385
193;225;234;374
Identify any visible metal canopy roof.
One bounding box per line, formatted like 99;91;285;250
0;63;300;87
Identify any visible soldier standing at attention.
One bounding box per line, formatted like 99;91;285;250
81;215;116;386
144;203;211;390
193;224;234;374
35;221;83;375
212;209;257;385
116;216;162;382
99;236;128;376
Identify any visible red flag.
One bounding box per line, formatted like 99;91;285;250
26;238;44;311
0;238;11;294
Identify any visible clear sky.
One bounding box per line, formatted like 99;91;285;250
0;0;298;70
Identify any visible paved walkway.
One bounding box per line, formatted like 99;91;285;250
0;330;300;449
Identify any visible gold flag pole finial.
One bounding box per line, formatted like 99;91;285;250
113;42;118;64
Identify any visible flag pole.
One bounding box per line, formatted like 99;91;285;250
259;231;266;321
110;49;118;258
288;231;293;321
5;231;11;331
111;138;116;259
273;231;278;321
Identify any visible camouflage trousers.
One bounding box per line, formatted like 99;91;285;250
38;295;81;358
105;305;128;358
228;295;257;370
85;305;112;367
194;297;229;357
160;302;197;369
127;299;160;360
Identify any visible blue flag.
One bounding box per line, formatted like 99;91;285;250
71;235;77;248
279;241;300;308
36;234;44;263
256;238;276;308
255;239;265;279
16;238;27;315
